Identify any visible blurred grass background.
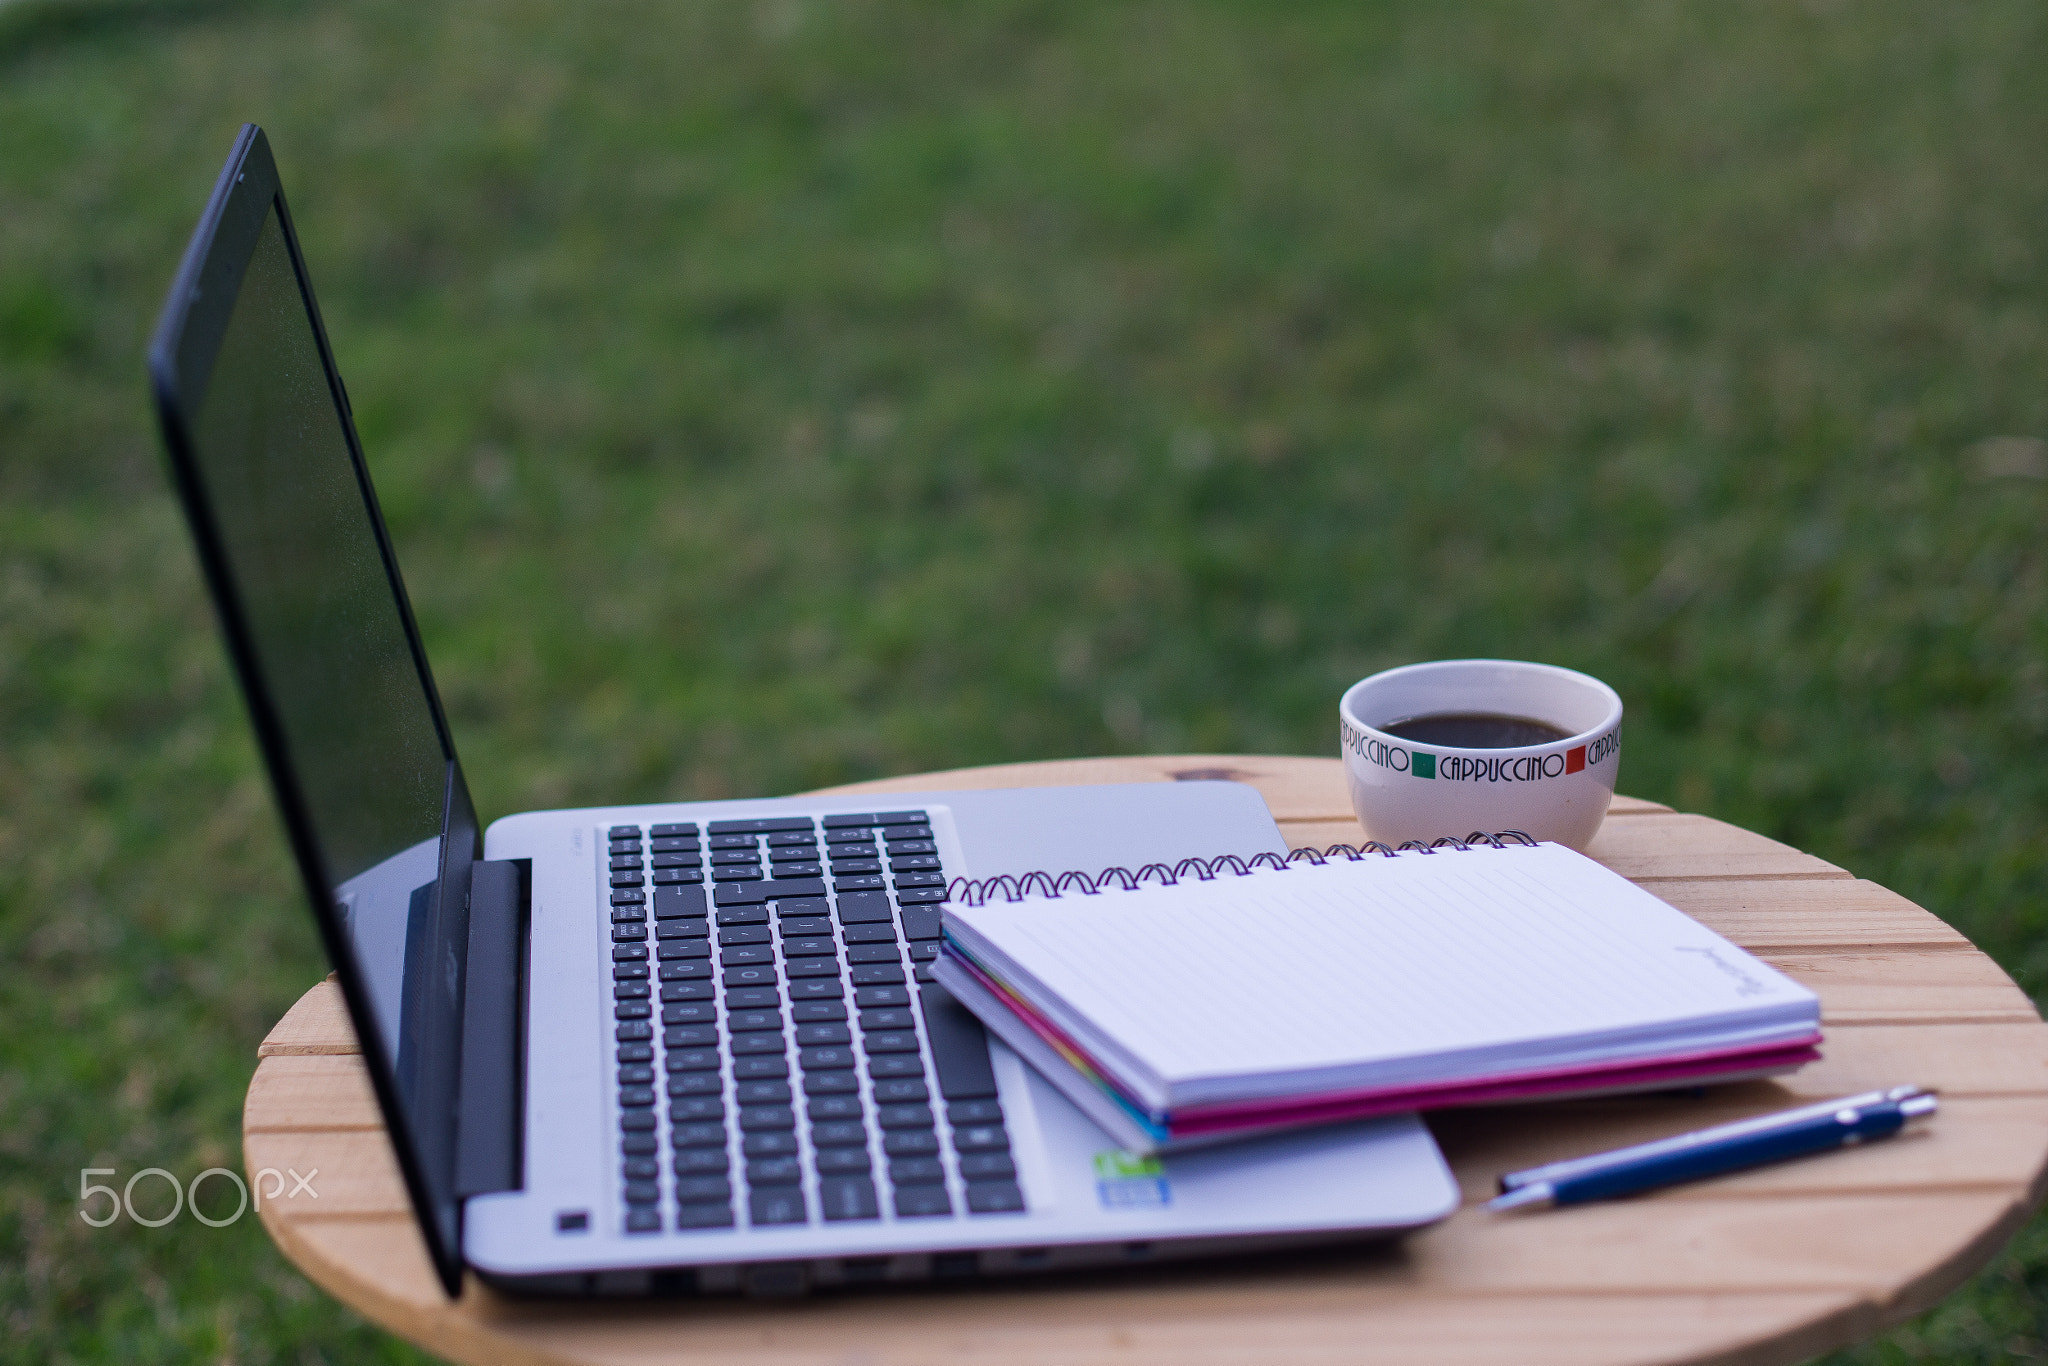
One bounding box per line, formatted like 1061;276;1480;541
2;0;2045;1360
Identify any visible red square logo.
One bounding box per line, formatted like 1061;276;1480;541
1565;746;1586;774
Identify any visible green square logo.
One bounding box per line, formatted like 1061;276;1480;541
1411;752;1436;779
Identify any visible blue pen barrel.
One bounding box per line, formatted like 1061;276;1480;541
1551;1106;1910;1205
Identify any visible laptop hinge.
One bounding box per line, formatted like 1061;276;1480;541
454;857;528;1196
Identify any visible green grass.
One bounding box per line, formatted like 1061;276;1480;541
2;0;2045;1360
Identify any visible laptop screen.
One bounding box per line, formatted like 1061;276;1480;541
150;128;475;1292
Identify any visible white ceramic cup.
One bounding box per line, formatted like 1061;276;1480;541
1339;659;1623;851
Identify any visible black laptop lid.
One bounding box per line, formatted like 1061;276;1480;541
149;126;477;1294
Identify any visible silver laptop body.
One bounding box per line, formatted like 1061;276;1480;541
149;124;1458;1300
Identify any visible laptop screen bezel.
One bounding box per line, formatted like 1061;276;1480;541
147;124;475;1297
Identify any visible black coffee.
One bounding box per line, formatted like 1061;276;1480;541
1380;712;1572;749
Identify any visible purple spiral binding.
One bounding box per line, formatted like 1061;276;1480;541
943;830;1538;907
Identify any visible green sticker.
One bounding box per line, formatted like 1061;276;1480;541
1093;1150;1165;1180
1411;751;1436;779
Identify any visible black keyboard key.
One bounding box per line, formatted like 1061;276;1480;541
664;1023;718;1048
650;822;699;837
835;891;895;923
719;923;773;946
877;1103;935;1129
661;958;713;981
657;944;713;965
888;1156;944;1184
615;962;650;979
793;1001;849;1022
746;1157;803;1185
781;936;837;958
893;1186;952;1218
721;945;775;966
819;1177;880;1221
785;959;842;980
671;1097;726;1122
653;868;705;885
723;964;779;989
772;864;824;879
667;1048;719;1072
618;1064;655;1085
710;817;816;835
622;1157;660;1180
952;1124;1011;1153
860;1007;917;1030
889;825;934;841
802;1069;859;1095
726;1008;783;1031
897;887;949;905
611;924;647;943
625;1209;662;1233
795;1023;851;1045
863;1030;919;1053
614;981;650;1000
851;964;906;987
659;982;714;1005
846;943;901;965
674;1148;730;1175
651;837;701;854
715;905;770;927
609;824;644;839
807;1095;864;1121
840;922;898;946
898;909;943;941
822;813;877;829
611;889;647;905
616;1021;654;1042
884;1130;941;1157
621;1133;658;1156
666;1072;720;1097
662;1007;718;1032
884;839;937;856
834;876;886;892
713;867;764;883
907;942;940;962
830;860;882;875
743;1131;799;1157
959;1152;1017;1180
709;834;760;850
733;1056;790;1080
893;871;946;890
812;1120;868;1147
749;1188;808;1225
735;1080;792;1104
777;896;831;918
651;851;701;868
611;906;646;924
610;855;645;871
767;830;818;847
768;843;818;860
612;944;648;962
725;986;781;1010
779;916;833;937
672;1122;727;1148
814;1147;871;1175
617;1042;654;1064
610;872;646;889
657;921;710;942
872;1078;929;1102
966;1182;1026;1214
728;1030;786;1054
674;1176;733;1203
675;1203;734;1229
921;985;1000;1100
740;1105;797;1132
789;979;845;1002
874;810;929;827
890;856;943;872
915;963;938;983
866;1054;923;1079
620;1111;657;1133
654;884;708;918
948;1099;1005;1124
619;1086;656;1107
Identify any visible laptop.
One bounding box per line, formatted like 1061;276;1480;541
148;125;1459;1299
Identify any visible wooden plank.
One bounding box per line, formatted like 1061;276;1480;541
274;1210;1867;1366
259;979;360;1056
244;1128;410;1218
245;1054;383;1132
1761;949;2039;1025
1787;1022;2048;1097
1652;879;1975;953
1586;813;1849;882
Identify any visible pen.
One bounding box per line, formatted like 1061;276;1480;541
1487;1085;1938;1212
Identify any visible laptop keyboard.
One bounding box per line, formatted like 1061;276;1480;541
605;812;1027;1234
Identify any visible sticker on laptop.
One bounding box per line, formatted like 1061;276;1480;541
1093;1150;1170;1210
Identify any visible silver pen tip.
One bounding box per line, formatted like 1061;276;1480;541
1485;1182;1555;1213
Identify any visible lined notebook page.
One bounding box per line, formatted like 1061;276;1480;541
946;844;1817;1094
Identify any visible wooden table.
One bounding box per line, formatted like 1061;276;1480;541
245;756;2048;1366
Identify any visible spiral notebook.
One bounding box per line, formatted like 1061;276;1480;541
933;837;1823;1153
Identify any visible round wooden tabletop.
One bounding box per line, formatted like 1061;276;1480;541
244;756;2048;1366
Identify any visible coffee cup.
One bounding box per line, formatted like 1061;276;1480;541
1338;659;1623;851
